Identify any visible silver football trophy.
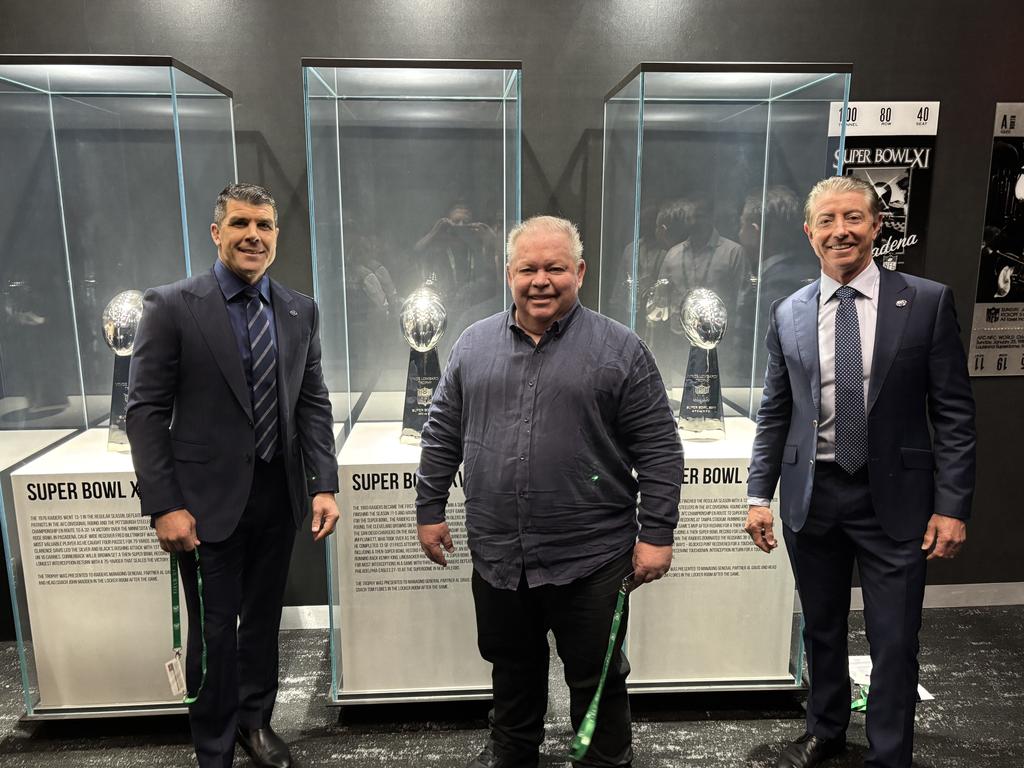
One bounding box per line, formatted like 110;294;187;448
101;289;144;451
678;288;727;440
399;284;447;445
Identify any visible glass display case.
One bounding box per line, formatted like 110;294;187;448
303;58;520;703
599;62;851;693
0;55;236;717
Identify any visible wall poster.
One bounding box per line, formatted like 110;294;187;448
968;103;1024;377
829;101;940;276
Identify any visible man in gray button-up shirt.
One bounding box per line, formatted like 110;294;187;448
416;216;683;768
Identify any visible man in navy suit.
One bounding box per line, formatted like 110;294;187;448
745;176;975;768
127;183;340;768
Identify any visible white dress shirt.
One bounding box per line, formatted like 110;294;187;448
816;259;878;461
748;259;879;506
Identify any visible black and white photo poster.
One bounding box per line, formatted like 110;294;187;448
968;103;1024;377
829;101;939;276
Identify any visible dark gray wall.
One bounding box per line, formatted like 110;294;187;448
3;0;1021;604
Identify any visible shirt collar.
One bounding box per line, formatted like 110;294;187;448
214;260;271;303
507;300;583;339
819;258;879;307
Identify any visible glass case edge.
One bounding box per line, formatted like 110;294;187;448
44;86;88;428
299;58;522;70
169;67;193;279
0;491;35;715
628;74;647;332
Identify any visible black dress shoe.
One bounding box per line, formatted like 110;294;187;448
465;742;538;768
466;743;497;768
776;732;845;768
237;725;292;768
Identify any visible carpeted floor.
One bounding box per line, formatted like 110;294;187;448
0;607;1021;766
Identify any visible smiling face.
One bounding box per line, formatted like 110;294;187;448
803;190;882;284
211;199;279;284
506;228;585;338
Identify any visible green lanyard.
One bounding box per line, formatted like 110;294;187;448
569;582;629;761
170;550;207;705
851;684;869;712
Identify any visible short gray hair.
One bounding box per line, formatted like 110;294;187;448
804;176;880;227
506;215;583;265
213;182;278;226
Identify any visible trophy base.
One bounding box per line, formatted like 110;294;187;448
107;430;132;452
678;346;725;441
679;417;726;442
401;349;441;445
399;427;422;446
107;354;132;453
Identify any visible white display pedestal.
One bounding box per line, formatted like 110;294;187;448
330;417;800;702
9;429;186;716
330;421;491;703
0;431;75;472
626;416;799;693
1;430;76;716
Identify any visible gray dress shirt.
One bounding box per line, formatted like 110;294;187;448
416;302;684;590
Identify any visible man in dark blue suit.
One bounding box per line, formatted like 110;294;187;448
745;176;976;768
127;183;340;768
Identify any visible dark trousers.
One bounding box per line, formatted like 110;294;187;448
784;461;927;768
178;456;297;768
471;551;634;768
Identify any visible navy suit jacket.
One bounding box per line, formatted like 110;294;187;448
126;268;338;542
748;266;976;542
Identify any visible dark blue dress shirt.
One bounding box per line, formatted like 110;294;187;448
213;260;276;391
416;302;684;590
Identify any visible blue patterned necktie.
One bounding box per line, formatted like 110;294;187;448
834;285;867;474
244;286;278;462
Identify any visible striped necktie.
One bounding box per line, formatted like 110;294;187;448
834;284;867;474
244;286;278;462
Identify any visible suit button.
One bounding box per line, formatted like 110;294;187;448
809;459;814;466
247;419;253;428
245;454;252;464
812;420;818;427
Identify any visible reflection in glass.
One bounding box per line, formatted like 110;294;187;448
303;61;520;433
599;65;850;422
0;58;235;433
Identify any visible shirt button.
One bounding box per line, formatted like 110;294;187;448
519;454;526;461
528;380;535;387
523;417;529;423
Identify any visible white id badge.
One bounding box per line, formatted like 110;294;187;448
165;651;187;699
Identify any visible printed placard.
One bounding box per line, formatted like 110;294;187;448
829;102;940;275
968;104;1024;377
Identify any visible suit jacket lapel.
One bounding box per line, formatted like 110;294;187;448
867;267;914;413
182;273;252;420
270;280;301;415
792;281;821;412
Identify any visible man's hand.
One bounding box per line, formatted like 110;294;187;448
155;509;200;553
632;541;672;585
418;522;454;567
744;505;778;553
311;492;340;541
921;514;966;560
